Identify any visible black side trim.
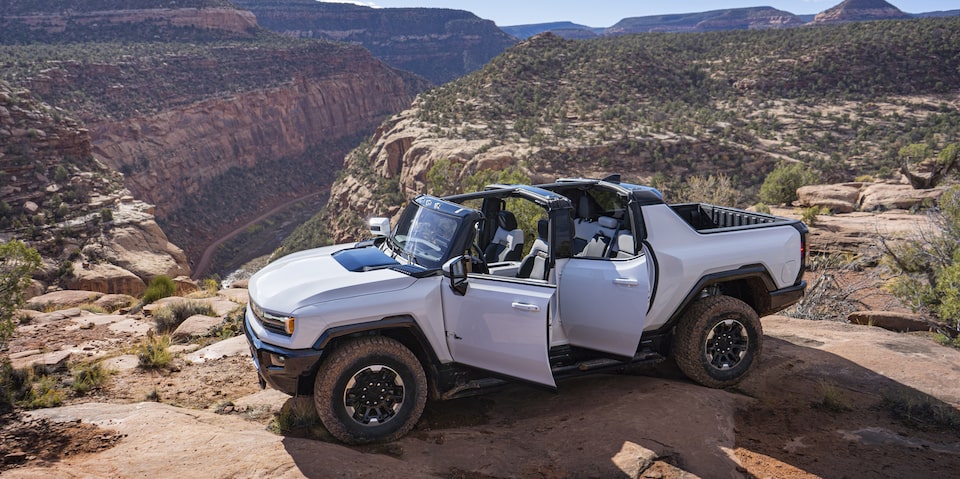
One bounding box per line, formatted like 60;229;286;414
312;316;422;350
653;265;777;335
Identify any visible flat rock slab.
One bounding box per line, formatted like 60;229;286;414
184;336;249;364
101;354;141;372
218;288;249;303
9;316;960;479
10;349;71;372
761;316;960;405
26;290;103;309
15;402;429;479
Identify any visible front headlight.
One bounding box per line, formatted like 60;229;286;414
250;301;296;336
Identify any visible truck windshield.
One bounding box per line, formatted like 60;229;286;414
390;202;461;269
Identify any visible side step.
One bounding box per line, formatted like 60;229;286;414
551;352;664;378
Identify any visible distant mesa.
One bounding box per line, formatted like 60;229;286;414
231;0;516;85
813;0;910;24
606;7;805;34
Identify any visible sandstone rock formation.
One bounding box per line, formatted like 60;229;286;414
0;3;259;43
813;0;910;24
795;182;945;212
797;183;862;213
1;4;429;272
233;0;517;85
0;84;190;295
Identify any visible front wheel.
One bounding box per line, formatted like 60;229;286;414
672;295;762;389
314;336;427;444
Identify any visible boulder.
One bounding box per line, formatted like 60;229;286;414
94;294;137;312
796;184;860;213
65;263;146;296
858;184;945;212
171;314;222;340
27;290;103;310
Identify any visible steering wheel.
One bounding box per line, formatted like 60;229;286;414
470;242;489;274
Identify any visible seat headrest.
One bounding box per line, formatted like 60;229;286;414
598;216;618;229
499;210;518;231
537;219;548;239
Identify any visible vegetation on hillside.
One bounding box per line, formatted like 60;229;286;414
884;184;960;334
414;18;960;189
285;17;960;252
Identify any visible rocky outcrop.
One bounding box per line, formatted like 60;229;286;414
232;0;517;85
0;5;259;43
1;4;428;271
0;83;190;294
813;0;910;24
796;182;946;212
83;47;419;262
607;7;804;34
797;184;862;213
857;183;945;211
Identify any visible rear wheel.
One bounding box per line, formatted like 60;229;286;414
672;295;761;388
314;336;427;444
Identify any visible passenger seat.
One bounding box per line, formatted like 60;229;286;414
518;219;549;279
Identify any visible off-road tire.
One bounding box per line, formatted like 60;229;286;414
314;336;427;444
673;295;762;388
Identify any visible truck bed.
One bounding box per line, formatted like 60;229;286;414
670;203;792;232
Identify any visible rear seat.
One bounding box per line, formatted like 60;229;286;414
574;216;618;258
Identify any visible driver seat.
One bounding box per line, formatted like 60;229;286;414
484;211;524;263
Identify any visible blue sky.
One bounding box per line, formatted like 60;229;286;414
319;1;959;26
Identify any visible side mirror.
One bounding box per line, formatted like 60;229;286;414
443;255;470;296
369;217;390;237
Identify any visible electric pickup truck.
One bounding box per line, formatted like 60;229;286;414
244;175;807;444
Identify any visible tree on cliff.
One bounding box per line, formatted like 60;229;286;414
0;240;41;350
898;143;960;189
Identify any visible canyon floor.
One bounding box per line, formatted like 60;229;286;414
3;211;960;478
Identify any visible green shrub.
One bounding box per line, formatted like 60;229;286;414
136;333;173;369
22;374;64;409
801;206;830;225
884;185;960;331
142;275;176;304
153;300;216;334
71;362;111;395
0;240;42;350
753;203;771;214
758;162;820;205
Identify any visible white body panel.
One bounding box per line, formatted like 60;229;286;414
556;255;649;356
640;203;803;331
441;277;556;386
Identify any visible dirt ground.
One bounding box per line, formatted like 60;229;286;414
3;269;960;477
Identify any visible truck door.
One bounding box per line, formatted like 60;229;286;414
441;276;556;387
557;254;649;357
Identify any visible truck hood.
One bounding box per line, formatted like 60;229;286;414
249;244;418;314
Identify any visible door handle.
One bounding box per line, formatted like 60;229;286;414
613;278;639;287
511;302;541;312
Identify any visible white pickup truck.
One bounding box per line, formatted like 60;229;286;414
244;176;807;444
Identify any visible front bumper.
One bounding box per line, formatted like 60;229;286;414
243;312;325;396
